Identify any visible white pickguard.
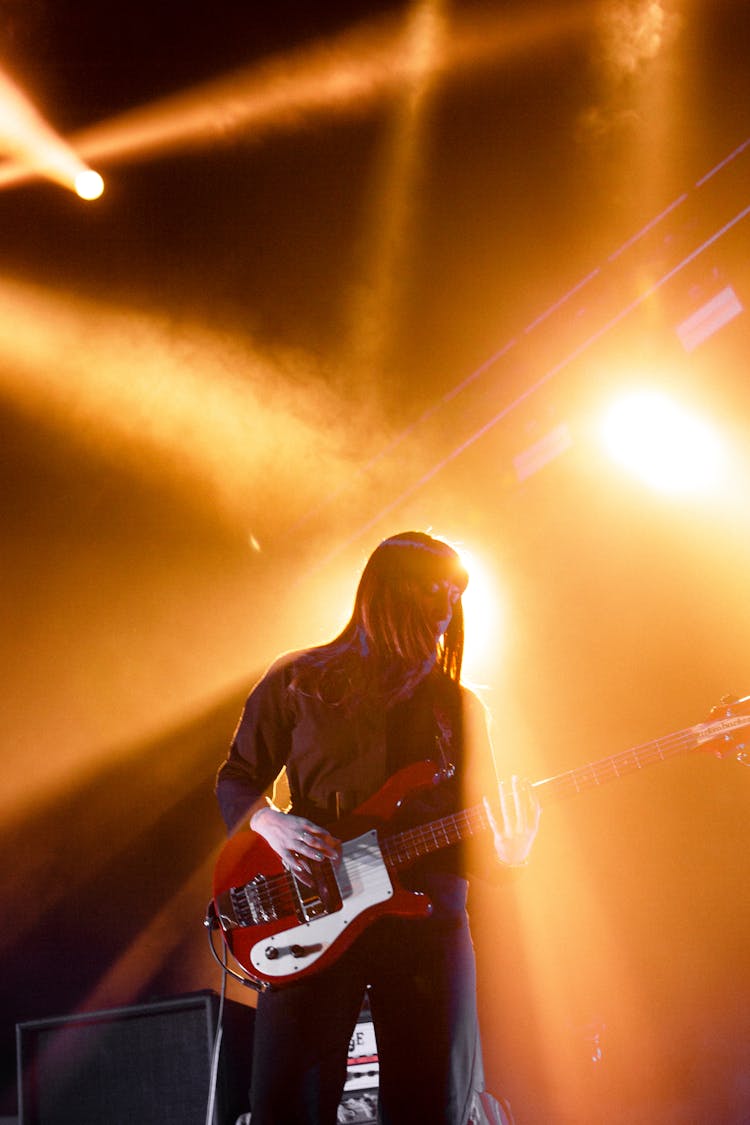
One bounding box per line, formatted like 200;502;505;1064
250;829;394;980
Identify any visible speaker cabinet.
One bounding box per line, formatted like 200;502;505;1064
16;991;254;1125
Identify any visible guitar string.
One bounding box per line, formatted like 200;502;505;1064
537;725;707;800
249;723;692;879
235;715;748;908
383;718;747;865
241;843;392;918
386;729;706;864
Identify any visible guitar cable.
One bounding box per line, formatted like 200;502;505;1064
204;900;265;992
204;941;226;1125
203;902;263;1125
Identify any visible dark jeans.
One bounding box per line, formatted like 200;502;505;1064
249;913;483;1125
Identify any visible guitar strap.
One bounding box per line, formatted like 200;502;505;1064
433;700;458;779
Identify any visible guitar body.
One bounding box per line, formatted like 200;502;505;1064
213;760;444;989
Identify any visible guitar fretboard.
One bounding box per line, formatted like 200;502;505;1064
382;804;490;870
536;713;747;802
379;712;749;871
534;725;697;802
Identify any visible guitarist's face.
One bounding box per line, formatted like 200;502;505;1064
417;579;462;639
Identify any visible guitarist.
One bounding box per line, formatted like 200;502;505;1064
215;531;541;1125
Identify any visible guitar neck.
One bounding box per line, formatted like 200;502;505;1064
532;719;711;803
381;711;749;872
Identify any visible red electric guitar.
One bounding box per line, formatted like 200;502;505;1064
212;695;749;990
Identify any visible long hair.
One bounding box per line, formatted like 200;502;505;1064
291;531;469;710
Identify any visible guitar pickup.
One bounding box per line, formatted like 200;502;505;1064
315;857;343;913
297;858;343;919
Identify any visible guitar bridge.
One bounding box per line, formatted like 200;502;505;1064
218;859;344;932
216;872;286;930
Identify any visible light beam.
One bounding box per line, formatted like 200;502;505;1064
0;65;104;196
0;4;591;190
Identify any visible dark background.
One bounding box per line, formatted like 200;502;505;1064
1;2;749;1121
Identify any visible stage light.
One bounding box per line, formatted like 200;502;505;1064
599;389;727;495
74;169;104;200
0;66;102;196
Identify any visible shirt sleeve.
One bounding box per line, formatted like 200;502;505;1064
215;654;297;833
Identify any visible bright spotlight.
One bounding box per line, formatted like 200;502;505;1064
457;545;501;679
74;169;104;200
599;389;727;495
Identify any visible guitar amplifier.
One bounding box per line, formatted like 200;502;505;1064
15;991;254;1125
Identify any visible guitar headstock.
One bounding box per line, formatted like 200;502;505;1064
705;694;750;763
